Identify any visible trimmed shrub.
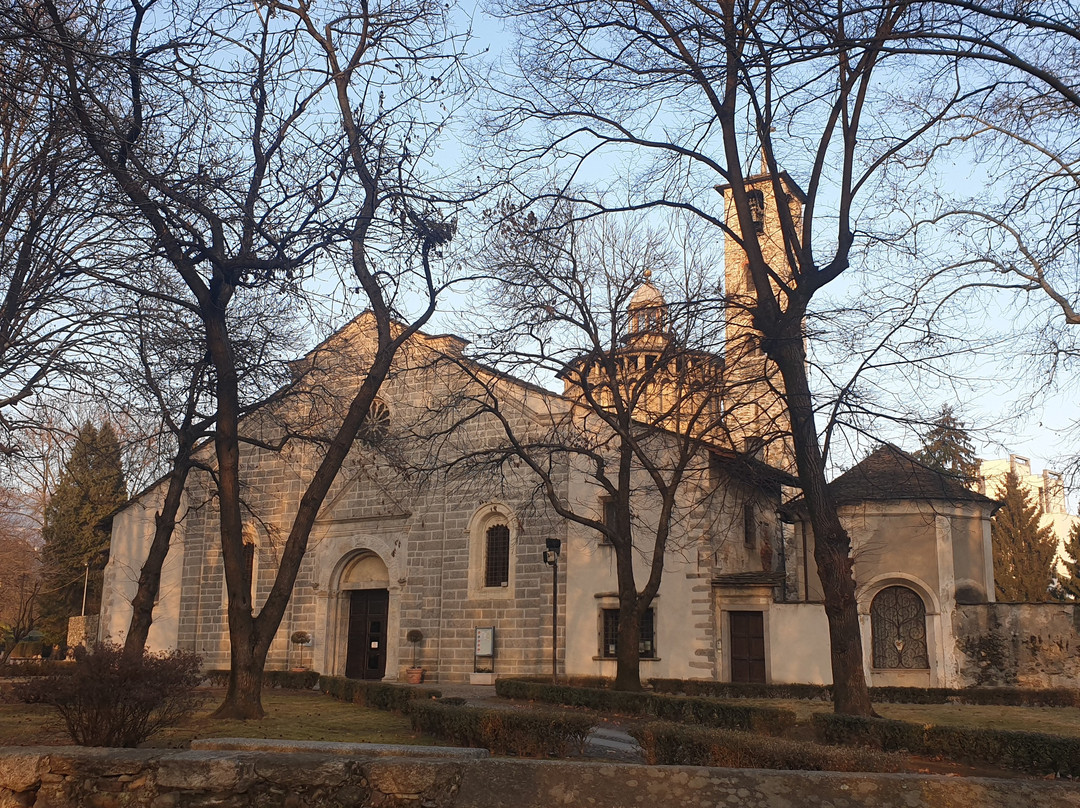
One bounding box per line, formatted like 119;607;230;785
812;713;926;752
633;721;907;772
319;675;440;711
650;678;831;701
0;660;74;679
406;701;592;757
649;678;1080;708
203;669;320;690
505;675;614;689
923;725;1080;776
868;687;950;705
496;679;795;735
15;644;205;747
813;712;1080;777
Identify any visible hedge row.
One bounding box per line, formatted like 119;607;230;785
496;679;795;736
632;721;907;773
814;713;1080;777
650;679;831;701
203;669;321;690
319;675;439;712
406;701;592;757
499;675;614;690
0;660;74;678
650;678;1080;707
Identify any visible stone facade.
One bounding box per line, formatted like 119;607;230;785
100;315;783;683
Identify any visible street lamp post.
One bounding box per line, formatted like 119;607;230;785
543;539;561;679
80;561;90;617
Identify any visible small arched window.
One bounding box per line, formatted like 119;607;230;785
484;524;510;588
870;586;929;669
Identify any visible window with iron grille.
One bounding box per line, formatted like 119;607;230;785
870;586;929;669
484;524;510;587
601;607;655;658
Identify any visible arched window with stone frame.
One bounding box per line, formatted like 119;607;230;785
870;585;929;669
467;503;517;599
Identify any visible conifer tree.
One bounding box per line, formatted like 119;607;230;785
991;470;1058;602
916;405;980;482
37;422;127;643
1059;516;1080;600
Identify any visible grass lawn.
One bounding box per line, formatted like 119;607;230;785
875;702;1080;737
739;697;1080;737
0;688;432;749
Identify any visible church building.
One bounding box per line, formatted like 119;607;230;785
98;173;1035;690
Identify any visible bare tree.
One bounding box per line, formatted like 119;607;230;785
0;3;115;452
427;211;791;689
480;0;1066;713
92;262;311;662
37;0;469;717
909;5;1080;471
0;487;41;663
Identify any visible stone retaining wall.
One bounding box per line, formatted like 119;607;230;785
954;602;1080;687
2;746;1078;808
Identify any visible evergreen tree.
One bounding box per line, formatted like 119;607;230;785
37;422;127;643
916;405;980;482
1059;515;1080;600
991;470;1058;602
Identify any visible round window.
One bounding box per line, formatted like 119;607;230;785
359;399;390;444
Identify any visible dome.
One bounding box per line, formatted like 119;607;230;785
629;279;666;310
627;272;667;336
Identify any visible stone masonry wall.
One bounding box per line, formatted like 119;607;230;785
165;343;567;684
953;602;1080;688
2;746;1077;808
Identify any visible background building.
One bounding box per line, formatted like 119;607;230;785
979;455;1078;574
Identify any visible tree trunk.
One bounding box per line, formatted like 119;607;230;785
613;593;642;692
203;306;267;719
212;613;266;719
611;496;643;692
769;329;874;716
813;528;873;714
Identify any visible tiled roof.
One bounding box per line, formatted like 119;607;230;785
708;448;799;492
783;444;999;515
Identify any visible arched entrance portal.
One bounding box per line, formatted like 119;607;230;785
339;553;390;680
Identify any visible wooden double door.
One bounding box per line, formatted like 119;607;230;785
729;610;766;683
345;589;389;680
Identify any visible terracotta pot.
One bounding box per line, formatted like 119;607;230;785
405;667;424;685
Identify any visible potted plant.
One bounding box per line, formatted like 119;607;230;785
405;629;424;684
290;630;311;671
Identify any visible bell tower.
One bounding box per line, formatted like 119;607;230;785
716;171;804;469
